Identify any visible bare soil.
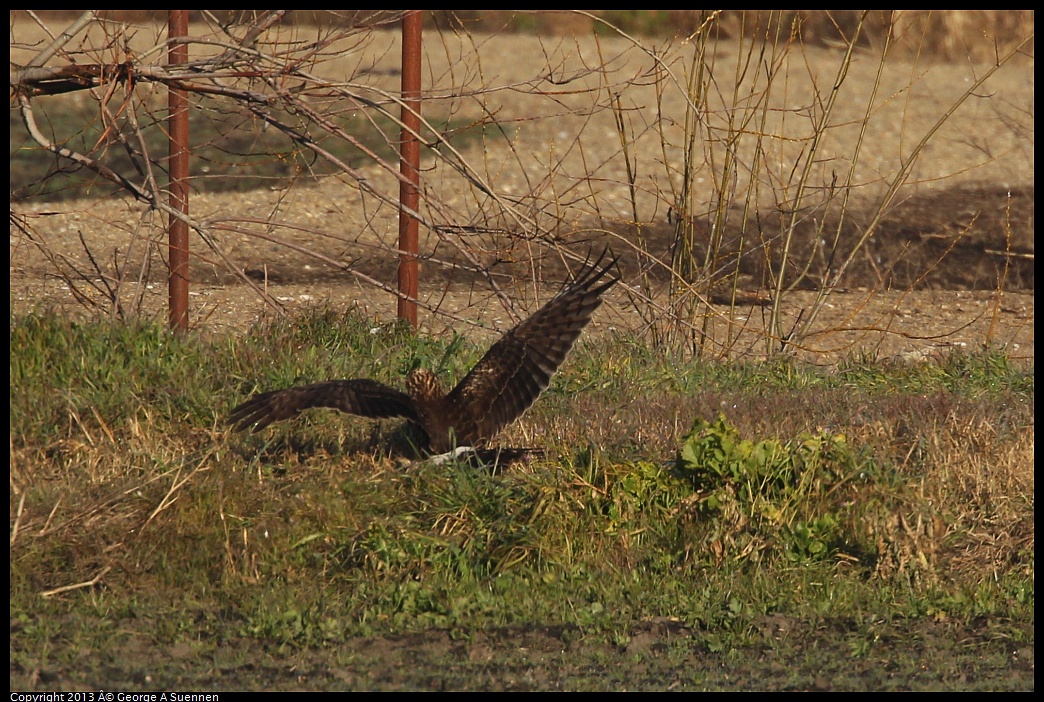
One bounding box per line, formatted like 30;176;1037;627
14;615;1033;691
10;182;1034;364
11;32;1034;363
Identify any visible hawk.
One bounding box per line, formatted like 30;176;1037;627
229;249;620;454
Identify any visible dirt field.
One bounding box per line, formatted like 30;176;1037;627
10;29;1034;364
9;186;1035;365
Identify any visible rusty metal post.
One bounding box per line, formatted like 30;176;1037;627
167;11;190;333
397;10;422;327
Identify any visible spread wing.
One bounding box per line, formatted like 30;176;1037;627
444;248;619;443
228;379;419;432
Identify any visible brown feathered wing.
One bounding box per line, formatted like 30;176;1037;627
438;249;619;446
228;379;418;432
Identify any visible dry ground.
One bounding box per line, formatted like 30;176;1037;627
9;190;1034;364
10;30;1034;362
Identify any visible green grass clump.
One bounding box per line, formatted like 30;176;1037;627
11;312;220;443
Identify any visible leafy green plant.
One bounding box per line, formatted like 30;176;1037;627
674;413;857;564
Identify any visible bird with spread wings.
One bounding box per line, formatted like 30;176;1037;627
228;249;620;454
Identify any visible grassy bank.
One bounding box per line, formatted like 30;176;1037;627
9;309;1033;689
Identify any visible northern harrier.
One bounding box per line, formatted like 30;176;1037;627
229;249;619;454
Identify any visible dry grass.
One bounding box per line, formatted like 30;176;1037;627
10;311;1031;593
929;421;1034;582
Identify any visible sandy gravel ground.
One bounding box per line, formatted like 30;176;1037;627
10;29;1034;362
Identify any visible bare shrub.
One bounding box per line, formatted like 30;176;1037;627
10;10;1034;357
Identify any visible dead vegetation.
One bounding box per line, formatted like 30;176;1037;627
10;11;1034;351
